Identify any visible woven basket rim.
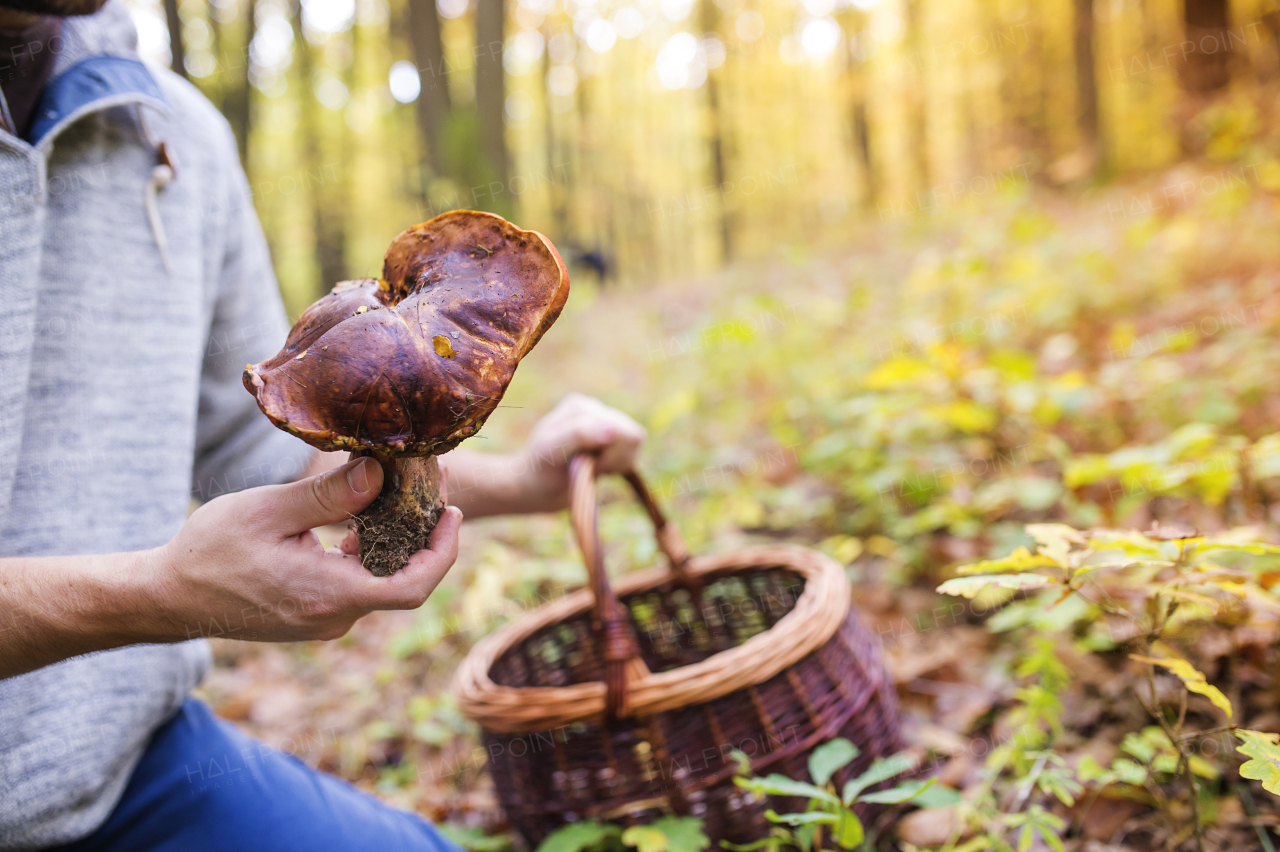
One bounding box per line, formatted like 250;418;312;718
452;543;851;733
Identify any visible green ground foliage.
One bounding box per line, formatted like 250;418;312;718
198;120;1280;850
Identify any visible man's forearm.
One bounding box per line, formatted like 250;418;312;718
312;447;551;517
441;448;567;517
0;549;173;679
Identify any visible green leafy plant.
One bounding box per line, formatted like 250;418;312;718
622;817;711;852
939;634;1081;851
1236;730;1280;796
536;817;709;852
939;523;1280;851
530;742;960;852
726;738;961;852
440;824;516;852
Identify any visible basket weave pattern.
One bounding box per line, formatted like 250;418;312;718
454;456;903;845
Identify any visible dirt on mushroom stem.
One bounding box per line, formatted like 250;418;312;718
351;453;444;577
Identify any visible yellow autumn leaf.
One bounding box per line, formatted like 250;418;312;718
432;335;456;358
621;827;668;852
926;400;997;433
1212;580;1250;598
1026;523;1085;565
956;545;1058;575
1255;160;1280;192
937;573;1055;599
1157;587;1222;611
864;357;934;389
650;387;697;433
1130;654;1233;723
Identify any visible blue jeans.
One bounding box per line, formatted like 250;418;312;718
52;699;465;852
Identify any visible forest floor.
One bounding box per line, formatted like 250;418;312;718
198;162;1280;851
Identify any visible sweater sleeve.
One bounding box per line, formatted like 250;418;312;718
190;157;315;501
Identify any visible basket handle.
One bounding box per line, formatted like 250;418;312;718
568;454;696;718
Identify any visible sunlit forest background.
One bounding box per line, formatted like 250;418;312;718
127;0;1278;312
122;0;1280;847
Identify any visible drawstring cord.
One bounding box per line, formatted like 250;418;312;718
0;87;15;137
136;106;175;275
145;144;175;275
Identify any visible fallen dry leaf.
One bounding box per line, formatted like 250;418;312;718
897;807;960;847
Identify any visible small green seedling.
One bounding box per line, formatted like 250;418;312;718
725;738;962;852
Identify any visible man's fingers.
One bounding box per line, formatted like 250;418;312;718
266;458;383;535
577;406;646;473
339;527;360;555
351;506;463;610
596;415;646;473
534;395;647;474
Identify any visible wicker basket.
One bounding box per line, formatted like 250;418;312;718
453;455;902;845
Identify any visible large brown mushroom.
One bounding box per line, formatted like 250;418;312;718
244;210;570;576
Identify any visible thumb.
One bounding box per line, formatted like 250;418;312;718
268;457;384;534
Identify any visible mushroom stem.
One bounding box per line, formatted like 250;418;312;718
355;453;444;576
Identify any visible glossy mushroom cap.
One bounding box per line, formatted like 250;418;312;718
244;210;570;457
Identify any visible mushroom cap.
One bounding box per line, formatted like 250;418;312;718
243;210;570;457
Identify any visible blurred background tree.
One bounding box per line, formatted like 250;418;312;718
138;0;1280;314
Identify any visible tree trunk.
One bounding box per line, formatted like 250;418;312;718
852;99;875;206
474;0;509;191
408;0;452;188
542;43;568;240
699;0;731;262
292;3;348;296
1182;0;1232;92
1266;11;1280;78
843;15;876;210
1139;0;1160;52
904;0;929;192
1073;0;1101;167
985;0;1021;155
224;0;256;168
959;42;982;176
163;0;188;79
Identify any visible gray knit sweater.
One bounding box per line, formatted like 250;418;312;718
0;4;313;847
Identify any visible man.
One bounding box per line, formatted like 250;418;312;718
0;1;644;848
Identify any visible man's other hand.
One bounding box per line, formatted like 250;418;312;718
515;393;646;510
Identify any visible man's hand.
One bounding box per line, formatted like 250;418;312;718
518;392;647;507
0;458;461;679
155;457;462;642
441;393;646;516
